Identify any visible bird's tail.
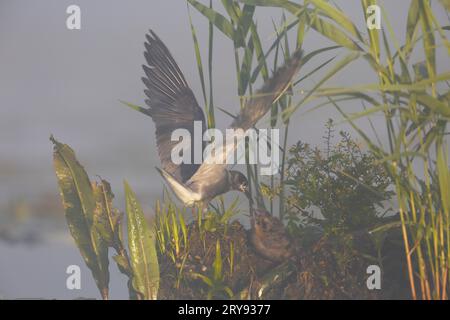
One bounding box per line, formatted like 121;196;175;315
156;167;199;206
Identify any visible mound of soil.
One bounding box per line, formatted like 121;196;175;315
158;219;410;299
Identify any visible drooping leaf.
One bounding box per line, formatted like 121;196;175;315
92;179;121;246
241;0;361;51
51;136;109;299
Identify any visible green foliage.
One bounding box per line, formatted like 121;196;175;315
155;198;189;263
52;137;158;300
125;181;160;300
282;120;393;233
190;0;449;299
192;240;234;299
54;0;449;299
92;179;138;299
206;197;240;232
51;136;110;299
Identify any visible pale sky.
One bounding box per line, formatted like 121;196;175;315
0;0;448;298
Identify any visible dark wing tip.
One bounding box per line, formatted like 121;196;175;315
292;47;304;59
231;48;304;130
146;29;158;42
281;47;303;75
142;29;189;95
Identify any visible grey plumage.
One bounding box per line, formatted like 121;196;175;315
231;48;303;131
140;30;303;207
142;30;205;183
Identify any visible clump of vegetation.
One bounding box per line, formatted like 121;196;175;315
51;137;159;300
50;0;449;300
183;0;450;299
52;128;411;299
257;121;409;299
283;119;394;233
152;124;411;298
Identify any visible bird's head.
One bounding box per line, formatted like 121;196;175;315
251;209;274;233
229;170;250;199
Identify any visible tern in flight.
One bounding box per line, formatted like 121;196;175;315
136;30;302;207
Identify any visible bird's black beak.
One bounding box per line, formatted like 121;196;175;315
245;190;253;203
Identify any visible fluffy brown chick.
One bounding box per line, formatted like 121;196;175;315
249;209;295;263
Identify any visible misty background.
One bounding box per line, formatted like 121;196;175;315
0;0;448;299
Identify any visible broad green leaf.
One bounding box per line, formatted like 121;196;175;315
125;181;159;300
93;179;120;246
241;0;361;51
187;0;238;44
92;179;138;299
310;0;364;42
51;136;109;299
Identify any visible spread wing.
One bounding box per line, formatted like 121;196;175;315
188;48;303;185
231;48;303;131
142;30;206;183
